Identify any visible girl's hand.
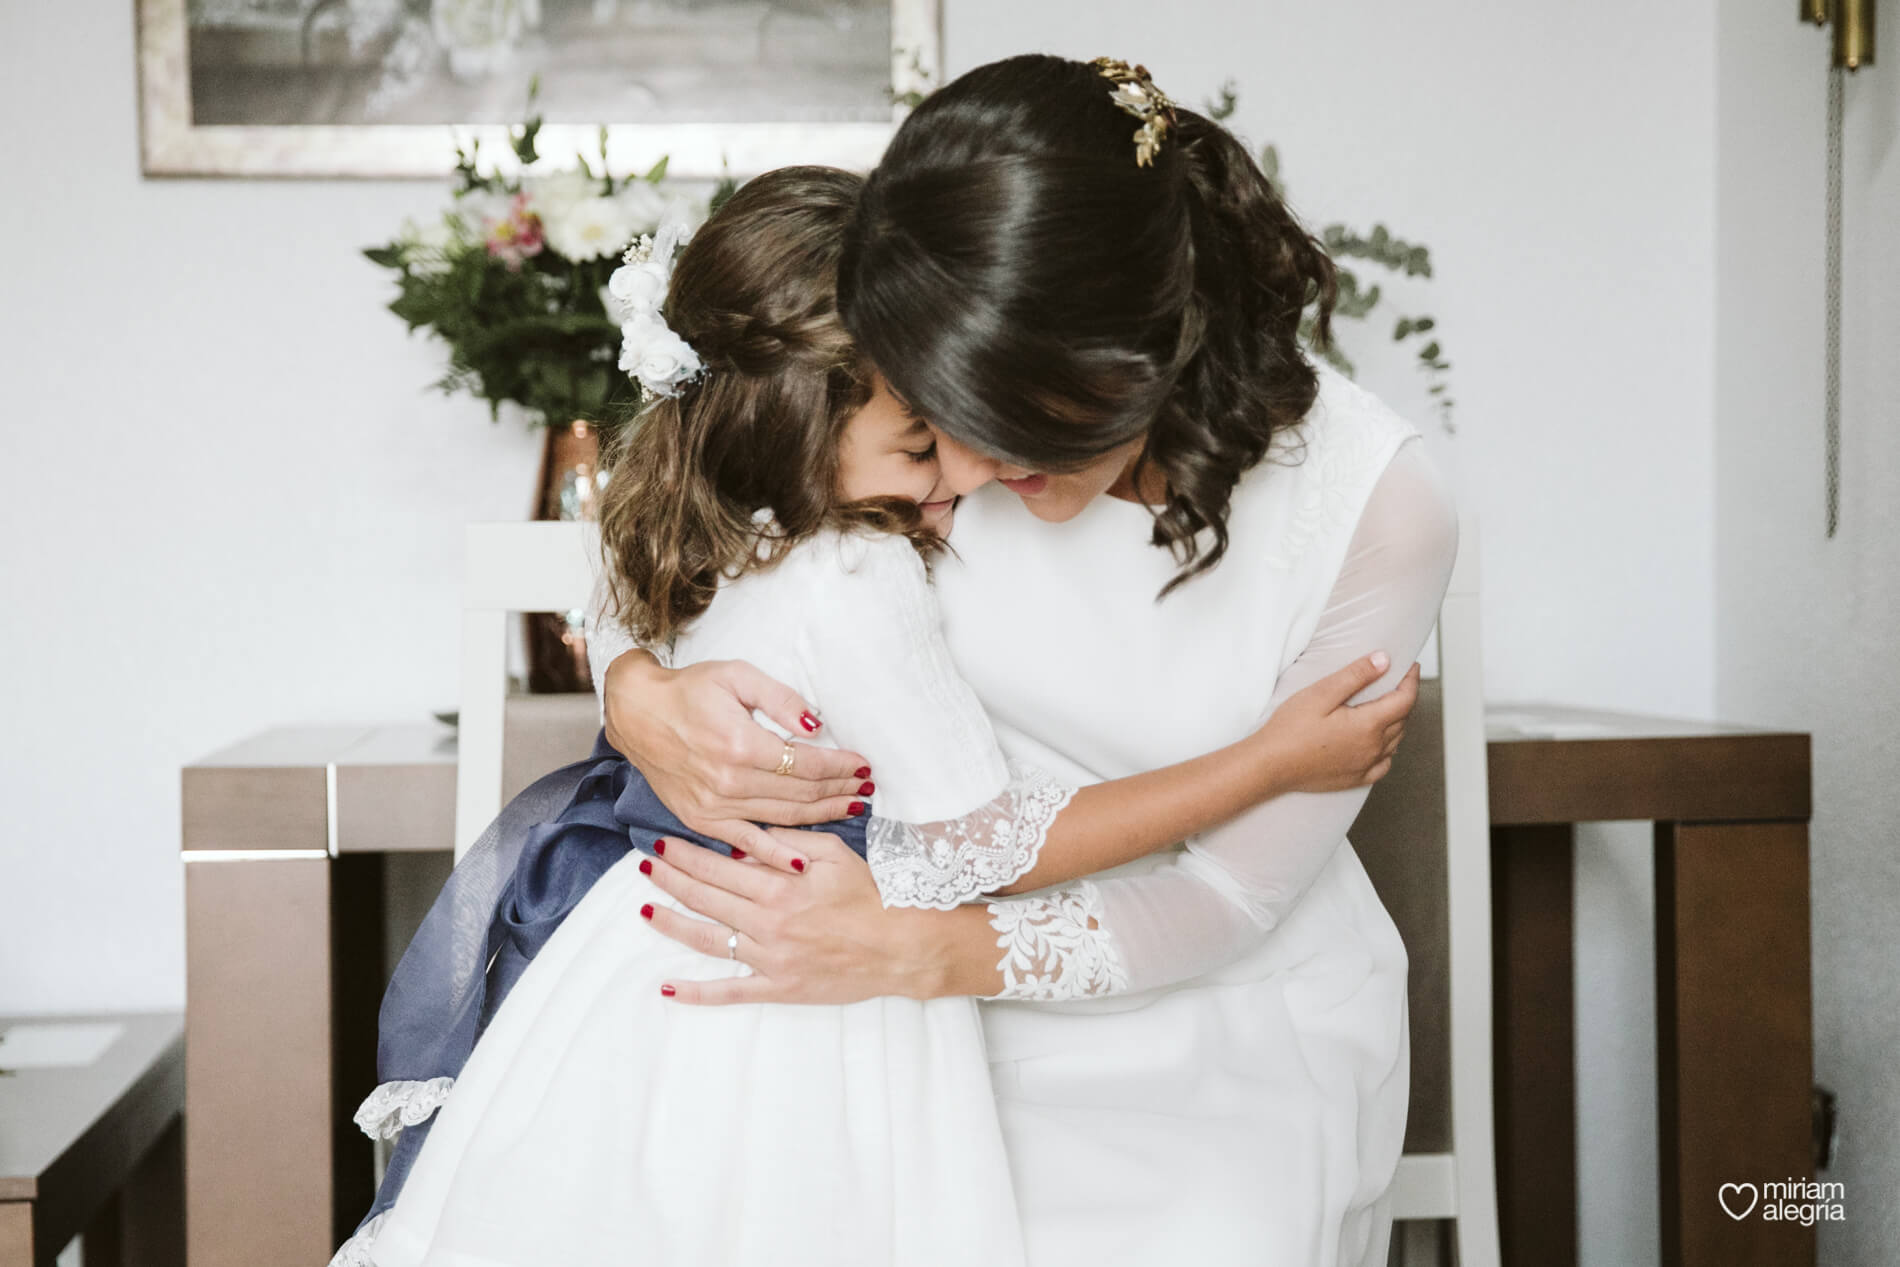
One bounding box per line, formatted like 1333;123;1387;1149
600;650;875;854
1254;654;1420;794
636;828;961;1006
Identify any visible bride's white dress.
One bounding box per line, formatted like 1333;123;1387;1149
924;366;1458;1267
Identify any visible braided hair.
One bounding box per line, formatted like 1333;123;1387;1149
596;166;938;645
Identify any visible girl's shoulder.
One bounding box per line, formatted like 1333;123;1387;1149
750;522;931;603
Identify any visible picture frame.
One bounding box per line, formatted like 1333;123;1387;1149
136;0;942;179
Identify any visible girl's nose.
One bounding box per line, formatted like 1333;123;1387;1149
933;430;1003;495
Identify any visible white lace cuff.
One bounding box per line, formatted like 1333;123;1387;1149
867;759;1078;910
352;1076;454;1140
328;1211;387;1267
984;879;1131;1001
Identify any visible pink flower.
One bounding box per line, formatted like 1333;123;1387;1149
484;191;544;271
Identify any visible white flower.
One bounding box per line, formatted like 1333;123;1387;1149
615;181;668;235
619;314;701;396
524;168;601;219
398;214;459;274
543;195;636;263
605;259;670;320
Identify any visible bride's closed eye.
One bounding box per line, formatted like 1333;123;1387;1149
903;441;939;466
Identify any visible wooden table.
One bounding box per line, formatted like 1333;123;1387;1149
0;1011;185;1267
180;702;1814;1267
1486;703;1813;1267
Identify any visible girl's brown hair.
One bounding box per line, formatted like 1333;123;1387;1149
596;165;936;646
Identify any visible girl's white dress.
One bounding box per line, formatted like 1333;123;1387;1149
363;518;1077;1267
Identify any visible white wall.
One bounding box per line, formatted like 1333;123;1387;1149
2;3;1737;1264
1715;9;1900;1266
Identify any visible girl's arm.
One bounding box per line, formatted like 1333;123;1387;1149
639;440;1458;1004
881;654;1416;905
759;528;1410;914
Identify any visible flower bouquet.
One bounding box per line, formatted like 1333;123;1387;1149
364;78;723;441
364;79;725;690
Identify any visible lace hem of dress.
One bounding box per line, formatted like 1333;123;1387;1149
867;759;1078;910
352;1076;454;1140
984;879;1131;1001
327;1211;387;1267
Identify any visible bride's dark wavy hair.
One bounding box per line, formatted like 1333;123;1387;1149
839;53;1336;595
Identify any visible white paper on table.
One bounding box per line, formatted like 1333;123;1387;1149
0;1021;123;1068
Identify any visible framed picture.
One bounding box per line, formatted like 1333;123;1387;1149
137;0;942;179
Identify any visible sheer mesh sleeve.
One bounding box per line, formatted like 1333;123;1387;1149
796;533;1082;908
583;569;642;708
984;439;1459;1000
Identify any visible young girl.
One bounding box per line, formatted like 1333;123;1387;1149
336;165;1415;1267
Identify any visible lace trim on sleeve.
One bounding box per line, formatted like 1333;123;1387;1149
866;759;1078;910
352;1076;454;1140
327;1211;387;1267
984;879;1131;1001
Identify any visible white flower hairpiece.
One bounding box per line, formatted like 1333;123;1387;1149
608;203;705;400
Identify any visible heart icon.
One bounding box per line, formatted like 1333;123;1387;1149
1719;1182;1759;1220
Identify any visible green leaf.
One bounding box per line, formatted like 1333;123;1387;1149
1394;317;1414;340
1419;341;1441;360
363;245;404;269
1413;316;1435;333
1207;80;1239;122
644;155;670;184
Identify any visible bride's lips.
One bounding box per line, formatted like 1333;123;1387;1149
998;474;1049;496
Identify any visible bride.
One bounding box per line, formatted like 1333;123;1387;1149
600;54;1459;1267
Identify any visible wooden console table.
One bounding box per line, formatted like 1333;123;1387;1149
0;1011;185;1267
179;702;1812;1267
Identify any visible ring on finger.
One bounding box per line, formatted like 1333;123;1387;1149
773;741;796;777
726;929;741;961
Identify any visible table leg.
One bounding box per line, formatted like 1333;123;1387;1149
0;1203;30;1267
1491;823;1578;1267
185;858;335;1267
1655;820;1814;1267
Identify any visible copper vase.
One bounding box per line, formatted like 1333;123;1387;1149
524;419;603;693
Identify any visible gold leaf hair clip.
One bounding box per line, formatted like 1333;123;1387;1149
1091;57;1179;168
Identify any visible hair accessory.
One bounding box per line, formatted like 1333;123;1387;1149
609;203;705;400
1090;58;1179;168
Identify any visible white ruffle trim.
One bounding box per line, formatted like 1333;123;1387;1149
985;879;1131;1002
868;759;1078;910
352;1077;454;1140
328;1210;387;1267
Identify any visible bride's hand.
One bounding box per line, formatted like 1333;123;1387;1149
601;650;875;850
1254;654;1420;793
636;828;959;1006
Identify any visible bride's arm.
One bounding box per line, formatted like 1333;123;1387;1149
638;441;1458;1003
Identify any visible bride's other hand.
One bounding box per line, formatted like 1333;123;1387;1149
601;650;874;849
1254;654;1420;793
637;828;977;1006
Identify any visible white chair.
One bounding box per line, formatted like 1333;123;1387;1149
1353;512;1501;1267
454;520;604;861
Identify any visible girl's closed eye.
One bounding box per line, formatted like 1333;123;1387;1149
903;441;939;466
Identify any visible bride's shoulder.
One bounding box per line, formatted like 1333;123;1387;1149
1241;363;1421;497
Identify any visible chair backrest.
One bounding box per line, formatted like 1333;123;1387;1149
455;521;604;860
1349;512;1500;1264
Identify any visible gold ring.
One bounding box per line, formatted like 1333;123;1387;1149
774;741;796;776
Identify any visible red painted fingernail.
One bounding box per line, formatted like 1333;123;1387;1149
858;781;875;796
800;711;821;732
790;858;806;873
848;801;866;816
653;840;666;855
639;858;653;876
660;984;676;998
730;847;747;860
640;903;654;920
854;766;871;779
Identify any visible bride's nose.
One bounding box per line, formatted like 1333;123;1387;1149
933;430;1005;495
